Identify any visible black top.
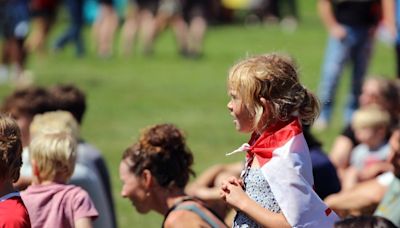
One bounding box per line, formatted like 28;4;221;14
332;0;381;27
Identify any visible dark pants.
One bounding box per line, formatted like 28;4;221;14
54;0;85;56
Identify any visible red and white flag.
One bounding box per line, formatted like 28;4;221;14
241;118;339;227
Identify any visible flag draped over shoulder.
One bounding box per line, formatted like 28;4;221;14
245;118;339;227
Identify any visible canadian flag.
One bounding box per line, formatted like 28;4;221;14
242;118;339;227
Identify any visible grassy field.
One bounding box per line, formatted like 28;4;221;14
0;2;396;227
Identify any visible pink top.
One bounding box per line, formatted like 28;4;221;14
21;183;98;228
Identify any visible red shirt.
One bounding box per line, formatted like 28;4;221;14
0;193;31;228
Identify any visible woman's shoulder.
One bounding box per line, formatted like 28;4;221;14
165;208;207;227
164;198;227;228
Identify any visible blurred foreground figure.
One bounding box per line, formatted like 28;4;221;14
0;114;31;227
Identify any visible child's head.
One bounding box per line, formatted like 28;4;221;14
29;132;77;183
227;53;319;132
47;84;87;125
29;111;80;142
0;114;23;183
0;86;51;147
352;105;390;147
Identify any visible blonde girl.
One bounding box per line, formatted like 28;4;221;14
220;53;339;227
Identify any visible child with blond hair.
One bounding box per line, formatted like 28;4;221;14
220;53;339;227
0;114;30;227
342;105;393;190
25;110;113;228
21;131;98;228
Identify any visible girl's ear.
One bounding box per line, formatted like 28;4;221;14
259;97;268;109
259;97;272;116
141;169;153;189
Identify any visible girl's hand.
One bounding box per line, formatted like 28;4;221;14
220;177;249;211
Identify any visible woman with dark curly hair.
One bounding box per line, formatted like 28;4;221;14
119;123;227;228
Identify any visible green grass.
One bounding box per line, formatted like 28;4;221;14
0;2;396;227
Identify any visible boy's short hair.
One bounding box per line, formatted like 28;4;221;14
352;105;390;130
0;86;51;119
30;111;80;141
29;132;77;182
0;114;23;182
48;84;86;124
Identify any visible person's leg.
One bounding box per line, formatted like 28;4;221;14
396;42;400;78
345;27;373;123
171;15;188;54
71;0;85;56
97;4;118;57
317;33;350;126
140;9;157;55
187;15;206;57
119;4;140;55
54;0;75;50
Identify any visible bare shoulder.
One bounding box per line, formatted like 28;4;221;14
164;210;209;228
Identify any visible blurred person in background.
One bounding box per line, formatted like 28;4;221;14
150;0;188;56
92;0;118;57
53;0;85;57
0;0;30;84
325;125;400;219
119;0;159;56
374;127;400;227
329;77;399;185
21;131;99;228
27;111;114;228
48;83;117;228
314;0;395;130
182;0;210;58
341;105;392;190
0;86;51;167
25;0;61;53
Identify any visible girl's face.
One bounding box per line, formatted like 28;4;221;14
227;89;254;133
119;160;151;214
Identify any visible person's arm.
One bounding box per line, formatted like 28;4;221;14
75;217;93;228
358;162;394;181
381;0;396;38
329;135;354;181
317;0;346;39
324;179;387;216
186;162;243;201
220;177;290;228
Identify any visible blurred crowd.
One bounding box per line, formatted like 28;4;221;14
1;0;400;228
0;0;299;85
